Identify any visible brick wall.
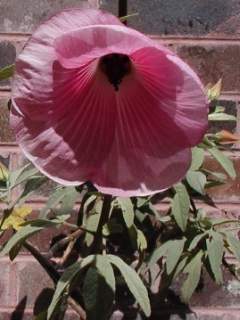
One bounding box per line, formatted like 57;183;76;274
0;1;240;319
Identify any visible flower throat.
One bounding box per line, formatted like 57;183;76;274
100;53;131;91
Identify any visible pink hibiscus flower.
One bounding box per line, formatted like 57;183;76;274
11;9;208;197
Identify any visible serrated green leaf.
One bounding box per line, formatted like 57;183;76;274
206;231;224;284
186;171;206;195
47;255;94;320
108;254;151;317
227;234;240;261
181;251;203;302
172;184;190;232
83;255;115;320
208;148;236;179
190;147;205;171
0;219;59;258
208;113;236;121
117;197;134;228
0;64;14;80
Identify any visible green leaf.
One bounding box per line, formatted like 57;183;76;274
181;251;203;302
47;255;94;320
186;171;206;195
40;187;71;218
190;147;205;171
85;214;100;247
227;234;240;261
189;233;207;251
208;113;236;121
56;187;79;216
9;164;39;189
83;255;115;320
172;184;190;232
207;79;222;101
206;231;224;284
0;64;14;80
148;239;185;274
108;255;151;317
117;197;134;228
18;177;47;204
0;219;59;258
166;238;186;275
137;229;147;251
208;148;236;179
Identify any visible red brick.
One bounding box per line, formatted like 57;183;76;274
0;259;14;307
15;257;53;308
0;0;99;33
126;0;240;37
175;44;240;92
205;155;240;202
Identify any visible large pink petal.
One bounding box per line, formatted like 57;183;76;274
11;9;122;119
11;64;117;184
131;47;208;146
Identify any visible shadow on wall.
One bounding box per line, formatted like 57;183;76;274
126;0;240;35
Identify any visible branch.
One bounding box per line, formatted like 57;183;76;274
23;241;87;319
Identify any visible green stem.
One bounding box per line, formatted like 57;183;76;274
213;219;240;227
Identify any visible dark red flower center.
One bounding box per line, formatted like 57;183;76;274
99;53;132;91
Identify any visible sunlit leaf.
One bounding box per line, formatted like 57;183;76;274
206;231;224;284
207;79;222;101
190;147;205;171
172;184;190;232
0;219;60;258
186;171;206;195
0;64;14;80
0;162;9;181
137;229;147;251
227;234;240;261
208;148;236;179
148;239;185;274
83;255;115;320
108;255;151;317
181;251;203;302
117;197;134;228
47;255;94;320
189;232;207;251
208;113;236;121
